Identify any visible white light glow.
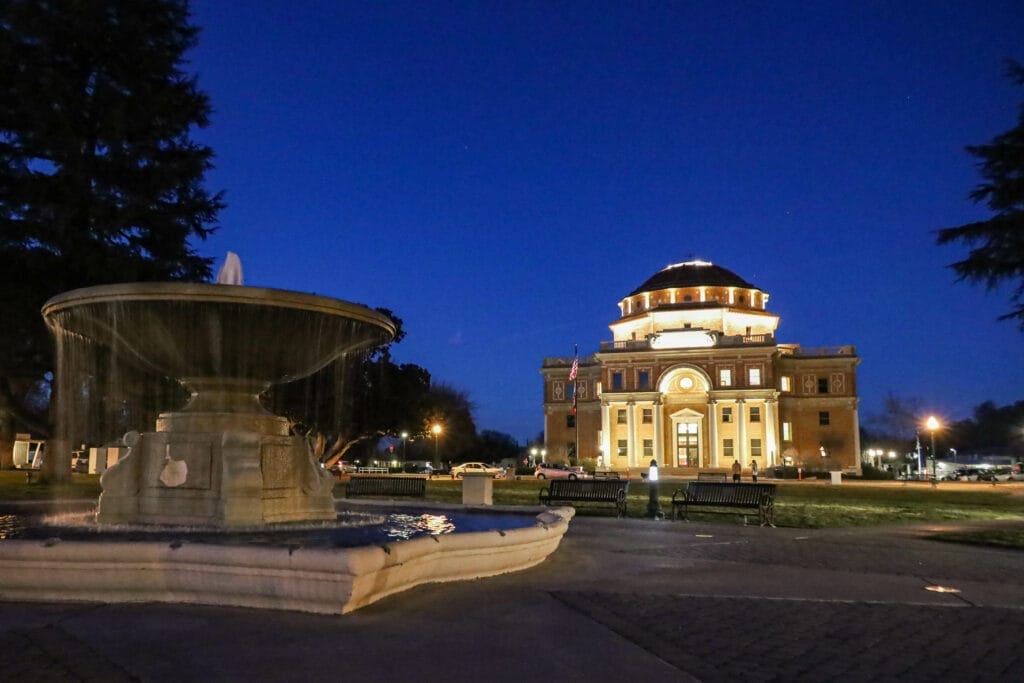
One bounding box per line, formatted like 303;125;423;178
663;260;713;270
650;330;717;349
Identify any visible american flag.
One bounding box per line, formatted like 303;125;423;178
568;356;578;381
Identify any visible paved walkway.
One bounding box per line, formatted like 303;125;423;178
2;516;1023;682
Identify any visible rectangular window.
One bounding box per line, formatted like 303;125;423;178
723;438;734;458
818;377;829;394
617;439;627;457
751;438;763;458
782;422;792;441
612;372;624;391
643;439;653;457
617;409;627;424
719;368;732;387
638;370;650;389
749;406;761;423
748;367;762;386
566;414;575;429
722;406;733;423
642;408;653;424
819;411;830;426
780;376;792;392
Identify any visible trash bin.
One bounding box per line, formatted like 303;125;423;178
830;471;842;485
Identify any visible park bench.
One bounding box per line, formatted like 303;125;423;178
345;475;427;499
671;481;777;527
697;472;728;482
539;479;629;517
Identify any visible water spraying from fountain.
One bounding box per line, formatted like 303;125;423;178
216;251;244;285
42;259;395;527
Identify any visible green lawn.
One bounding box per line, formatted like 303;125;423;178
336;477;1024;529
5;472;1021;548
0;471;101;501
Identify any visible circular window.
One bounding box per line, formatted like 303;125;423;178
680;377;694;390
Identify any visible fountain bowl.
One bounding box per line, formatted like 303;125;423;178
42;282;396;402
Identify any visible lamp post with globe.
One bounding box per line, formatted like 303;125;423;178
431;423;443;470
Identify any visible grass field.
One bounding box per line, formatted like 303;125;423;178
3;471;1021;547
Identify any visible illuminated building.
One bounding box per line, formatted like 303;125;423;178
541;261;861;473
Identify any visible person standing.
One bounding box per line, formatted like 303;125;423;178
751;460;759;483
732;459;741;483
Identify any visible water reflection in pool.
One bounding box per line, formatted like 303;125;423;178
0;508;534;549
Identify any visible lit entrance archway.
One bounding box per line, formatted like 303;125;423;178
669;408;704;467
676;422;699;466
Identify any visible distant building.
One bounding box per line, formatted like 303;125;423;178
541;261;861;473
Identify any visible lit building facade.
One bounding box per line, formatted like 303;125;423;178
541;261;861;473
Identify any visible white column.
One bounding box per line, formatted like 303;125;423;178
852;399;861;473
653;400;664;466
626;401;637;468
764;398;778;467
736;398;747;464
707;399;718;468
600;401;611;464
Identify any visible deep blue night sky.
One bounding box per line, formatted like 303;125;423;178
185;1;1023;442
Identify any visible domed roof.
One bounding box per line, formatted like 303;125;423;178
628;260;759;296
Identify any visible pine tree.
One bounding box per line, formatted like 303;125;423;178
0;0;223;475
936;60;1024;329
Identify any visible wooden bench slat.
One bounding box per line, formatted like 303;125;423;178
671;482;776;526
539;479;629;517
346;476;427;498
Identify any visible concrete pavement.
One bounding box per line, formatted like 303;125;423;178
2;514;1024;681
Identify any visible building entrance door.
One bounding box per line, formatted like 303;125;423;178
676;422;699;466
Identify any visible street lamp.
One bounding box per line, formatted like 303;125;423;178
431;423;443;468
530;447;538;465
400;431;408;461
926;416;940;460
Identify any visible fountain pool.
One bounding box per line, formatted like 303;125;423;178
0;502;574;614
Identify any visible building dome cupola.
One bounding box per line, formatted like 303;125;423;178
629;260;758;296
619;260;770;318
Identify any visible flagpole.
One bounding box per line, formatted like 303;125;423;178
573;344;579;465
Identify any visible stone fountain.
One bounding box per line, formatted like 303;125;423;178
0;268;573;615
42;278;395;527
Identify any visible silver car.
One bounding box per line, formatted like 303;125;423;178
533;463;588;480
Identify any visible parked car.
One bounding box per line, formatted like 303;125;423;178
329;461;357;474
70;451;89;473
533;463;588;480
991;467;1013;482
450;462;505;479
953;467;981;481
1010;463;1024;481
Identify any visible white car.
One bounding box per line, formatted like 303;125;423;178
450;462;506;479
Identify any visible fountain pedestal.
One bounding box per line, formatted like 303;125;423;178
98;410;336;527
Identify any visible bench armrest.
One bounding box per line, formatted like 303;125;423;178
538;486;550;502
671;488;686;503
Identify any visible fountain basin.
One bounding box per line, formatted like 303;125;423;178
0;505;574;614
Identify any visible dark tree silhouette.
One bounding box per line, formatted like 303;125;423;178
937;60;1024;329
0;0;223;478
